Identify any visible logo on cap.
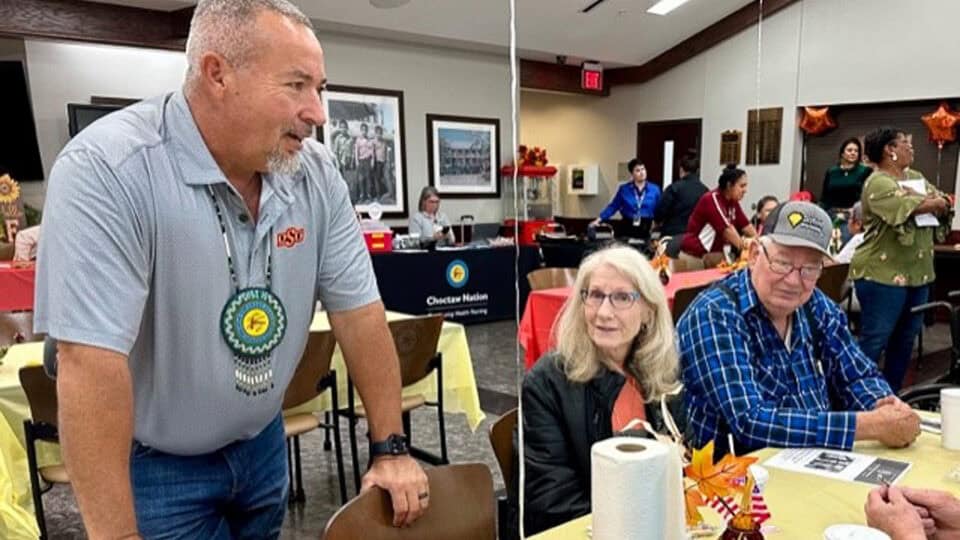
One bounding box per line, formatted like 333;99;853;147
787;212;804;228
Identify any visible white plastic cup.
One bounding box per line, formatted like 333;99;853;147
941;388;960;450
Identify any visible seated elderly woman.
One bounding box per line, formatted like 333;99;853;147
522;245;684;536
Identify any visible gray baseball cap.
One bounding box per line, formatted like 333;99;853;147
762;201;833;258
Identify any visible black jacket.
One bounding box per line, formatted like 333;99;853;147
521;353;686;536
654;173;709;236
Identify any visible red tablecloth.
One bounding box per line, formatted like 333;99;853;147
0;262;36;311
518;268;727;369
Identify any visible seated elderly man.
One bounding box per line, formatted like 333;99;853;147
678;201;920;455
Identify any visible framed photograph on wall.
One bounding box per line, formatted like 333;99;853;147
426;114;500;198
320;85;407;217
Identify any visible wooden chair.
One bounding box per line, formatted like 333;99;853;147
488;408;517;491
322;463;496;540
488;408;519;540
702;252;726;269
342;315;447;493
0;311;43;348
671;283;713;324
0;242;13;261
282;330;347;505
817;263;850;304
19;365;69;540
526;267;577;291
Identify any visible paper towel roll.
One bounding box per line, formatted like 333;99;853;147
591;436;686;540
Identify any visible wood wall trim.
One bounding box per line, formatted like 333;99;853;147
521;0;800;94
0;0;798;95
0;0;191;51
520;59;609;97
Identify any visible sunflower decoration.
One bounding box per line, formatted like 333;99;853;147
0;175;20;205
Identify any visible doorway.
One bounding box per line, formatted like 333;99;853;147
636;119;702;189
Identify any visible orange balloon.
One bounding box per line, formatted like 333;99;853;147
799;106;836;136
922;102;960;149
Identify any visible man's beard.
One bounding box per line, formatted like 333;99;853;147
266;147;302;176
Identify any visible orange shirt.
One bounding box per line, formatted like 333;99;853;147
611;375;647;432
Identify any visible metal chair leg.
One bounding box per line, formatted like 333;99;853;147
328;375;348;505
293;435;306;503
24;422;48;540
347;381;361;494
323;411;332;451
437;361;449;464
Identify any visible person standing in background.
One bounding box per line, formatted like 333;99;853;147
822;138;873;242
654;150;708;256
591;159;661;239
354;122;375;201
373;125;388;201
851;127;953;392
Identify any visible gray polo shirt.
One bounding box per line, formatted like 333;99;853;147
34;91;379;455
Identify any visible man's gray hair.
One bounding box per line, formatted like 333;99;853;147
184;0;313;91
850;202;862;223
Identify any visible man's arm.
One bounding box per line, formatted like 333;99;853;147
57;342;139;539
679;303;859;450
327;301;429;527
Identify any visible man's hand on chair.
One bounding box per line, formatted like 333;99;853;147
362;455;429;527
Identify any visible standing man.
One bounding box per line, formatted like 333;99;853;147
373;124;389;201
654;150;708;256
354;123;376;202
35;1;428;538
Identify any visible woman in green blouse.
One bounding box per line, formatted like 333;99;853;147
822;138;873;211
851;127;953;391
822;138;873;242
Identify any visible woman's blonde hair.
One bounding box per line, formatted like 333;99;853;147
553;245;680;400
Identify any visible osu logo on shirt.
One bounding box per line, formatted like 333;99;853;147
276;227;306;248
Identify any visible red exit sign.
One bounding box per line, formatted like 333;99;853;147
581;62;603;92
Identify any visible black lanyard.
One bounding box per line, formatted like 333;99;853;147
633;182;647;207
206;185;272;292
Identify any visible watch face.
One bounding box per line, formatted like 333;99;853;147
389;434;409;454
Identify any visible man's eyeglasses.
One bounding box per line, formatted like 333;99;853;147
580;289;642;310
760;242;823;281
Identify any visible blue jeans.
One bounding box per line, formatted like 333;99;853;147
855;280;929;393
131;413;288;539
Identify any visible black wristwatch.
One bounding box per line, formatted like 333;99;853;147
369;433;410;458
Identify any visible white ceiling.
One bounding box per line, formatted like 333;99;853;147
86;0;754;66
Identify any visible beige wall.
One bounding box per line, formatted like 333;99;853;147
21;35;511;225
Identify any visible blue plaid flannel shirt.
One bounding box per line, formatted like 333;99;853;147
678;270;892;453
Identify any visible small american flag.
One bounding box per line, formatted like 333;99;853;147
708;486;771;525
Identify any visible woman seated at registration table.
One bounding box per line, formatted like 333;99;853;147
408;186;455;245
590;159;661;238
522;246;684;536
679;164;757;268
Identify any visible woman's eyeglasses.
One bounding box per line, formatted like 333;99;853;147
580;289;642;310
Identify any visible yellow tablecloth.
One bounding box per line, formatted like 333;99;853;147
287;310;485;430
530;428;960;539
0;310;482;539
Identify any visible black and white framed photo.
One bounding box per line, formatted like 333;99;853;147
426;114;500;198
321;85;407;217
